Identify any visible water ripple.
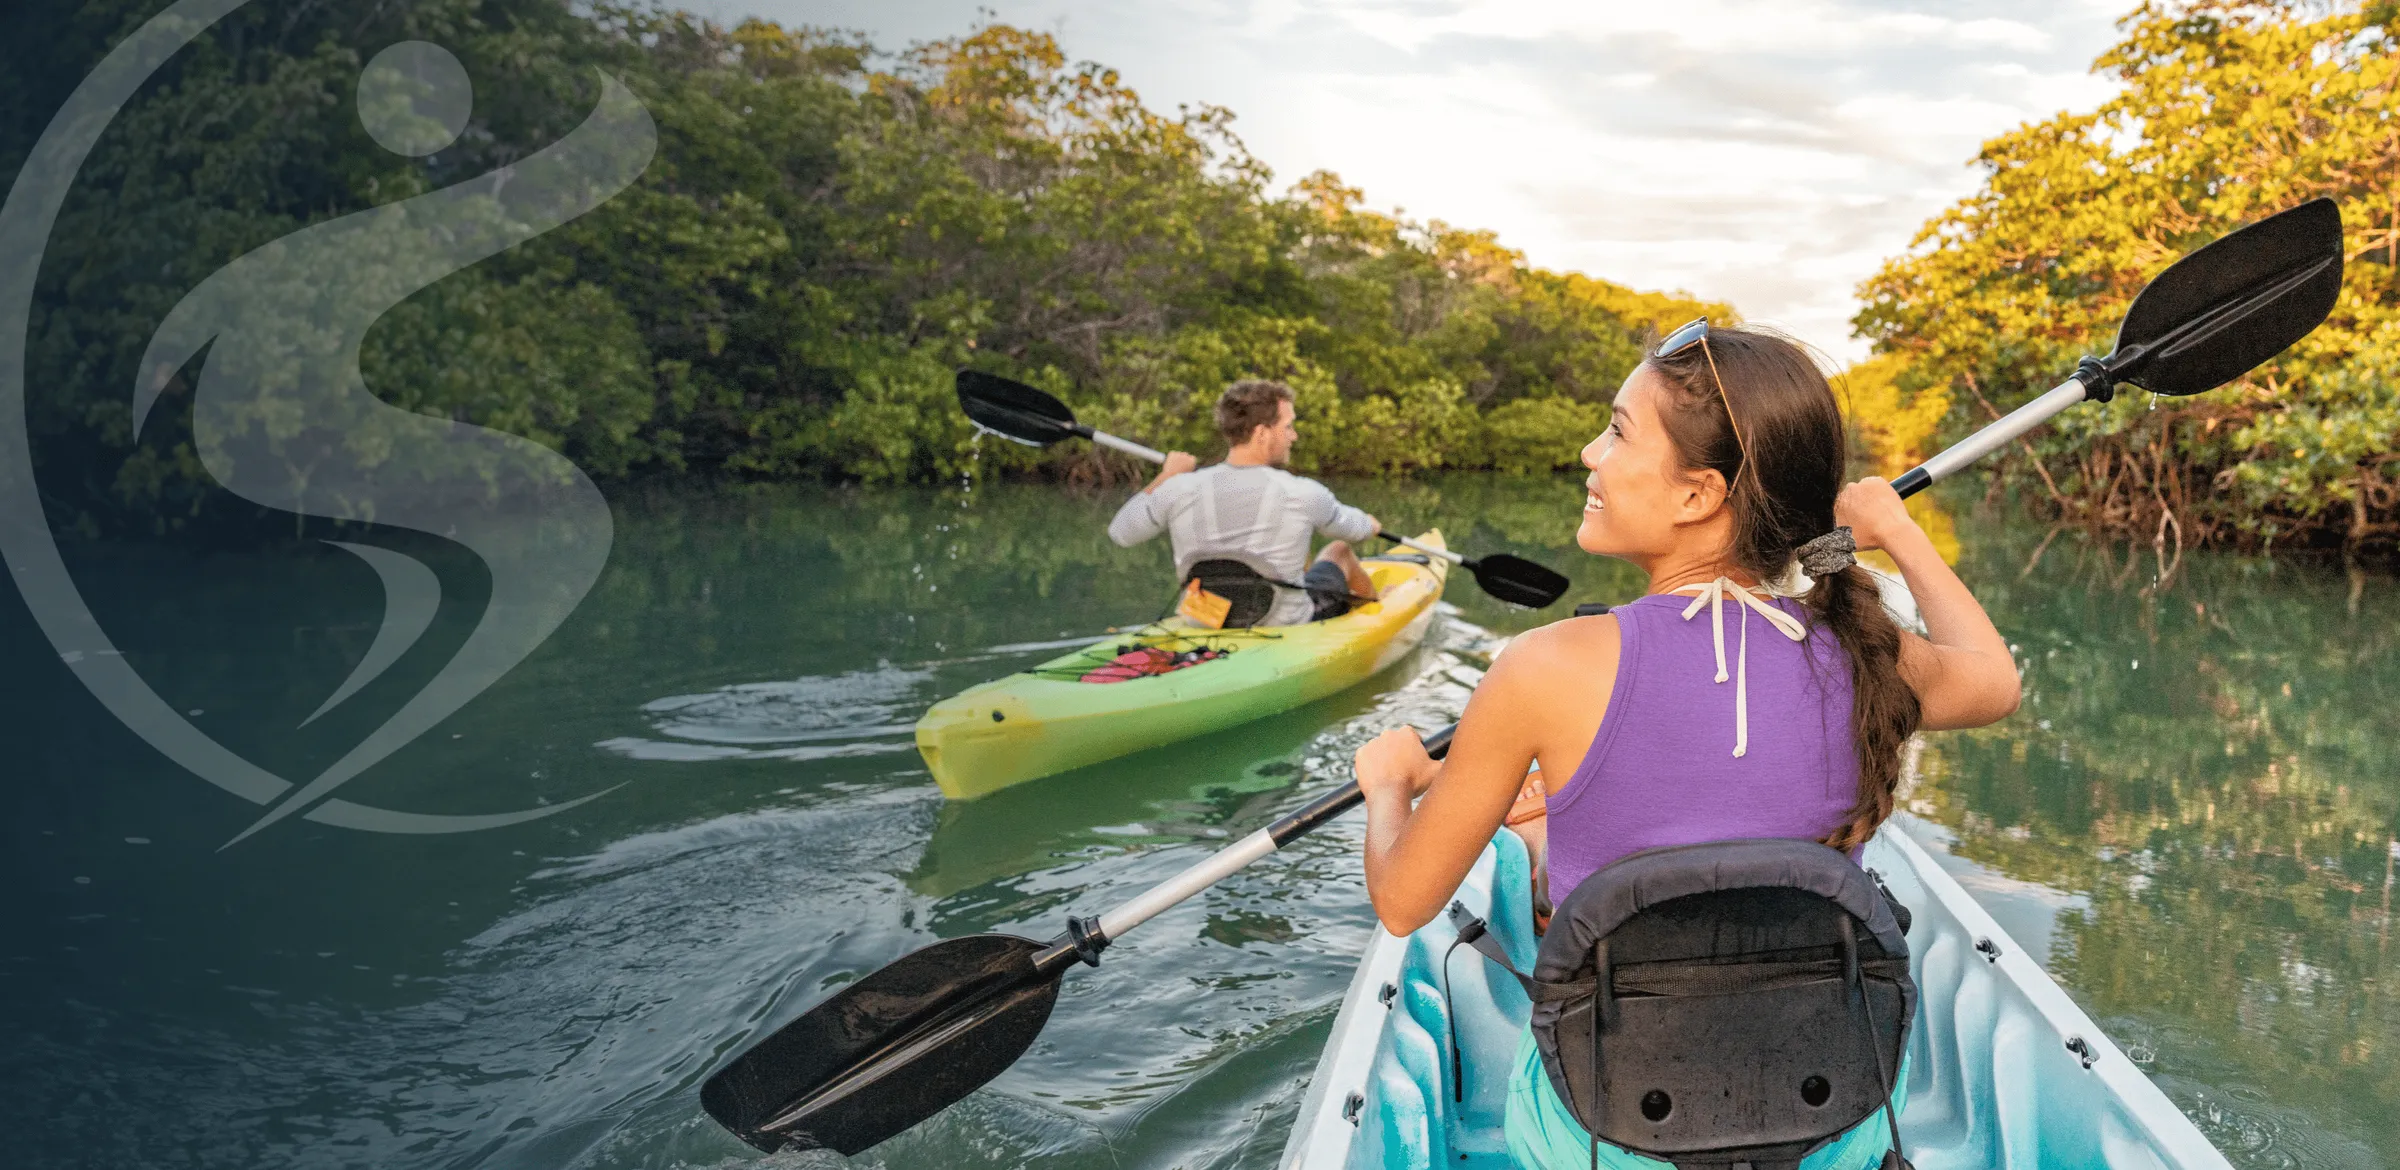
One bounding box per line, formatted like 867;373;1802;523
599;665;934;764
637;666;933;744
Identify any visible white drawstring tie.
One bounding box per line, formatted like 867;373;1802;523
1672;577;1809;758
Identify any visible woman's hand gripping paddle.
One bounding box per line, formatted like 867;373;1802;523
700;725;1459;1155
955;371;1570;609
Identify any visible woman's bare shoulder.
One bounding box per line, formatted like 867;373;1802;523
1476;613;1623;769
1489;612;1621;683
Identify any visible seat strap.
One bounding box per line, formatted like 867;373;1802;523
1439;900;1531;1105
1842;916;1914;1170
1444;900;1533;993
1613;956;1910;998
1444;900;1603;1001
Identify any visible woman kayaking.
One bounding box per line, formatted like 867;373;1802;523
1350;319;2023;1169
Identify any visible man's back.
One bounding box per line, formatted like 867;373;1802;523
1108;463;1377;625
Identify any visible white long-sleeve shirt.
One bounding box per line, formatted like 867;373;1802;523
1108;463;1379;626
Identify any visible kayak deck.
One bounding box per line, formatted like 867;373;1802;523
1281;825;2231;1169
916;535;1451;800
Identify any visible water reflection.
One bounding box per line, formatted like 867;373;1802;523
1905;514;2400;1168
3;477;2394;1170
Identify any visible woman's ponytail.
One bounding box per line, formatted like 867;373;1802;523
1804;564;1920;850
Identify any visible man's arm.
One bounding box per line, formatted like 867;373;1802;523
1107;489;1165;548
1298;478;1379;543
1112;453;1198;547
1108;462;1195;551
1144;451;1197;493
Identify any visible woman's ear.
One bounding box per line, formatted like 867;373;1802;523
1670;467;1730;527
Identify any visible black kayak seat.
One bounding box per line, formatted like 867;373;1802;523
1181;557;1300;629
1455;837;1916;1170
1182;558;1277;629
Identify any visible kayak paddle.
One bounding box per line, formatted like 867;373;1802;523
956;369;1169;463
1887;197;2342;502
954;370;1570;609
1787;196;2342;569
700;724;1457;1156
1376;531;1569;610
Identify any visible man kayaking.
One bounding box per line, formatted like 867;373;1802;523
1107;379;1381;626
1350;321;2023;1169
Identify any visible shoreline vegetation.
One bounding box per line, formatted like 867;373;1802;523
8;0;1723;532
3;1;2393;554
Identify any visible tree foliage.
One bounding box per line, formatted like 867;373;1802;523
4;2;1722;530
1856;0;2400;552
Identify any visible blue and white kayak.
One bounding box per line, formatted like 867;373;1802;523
1280;825;2231;1169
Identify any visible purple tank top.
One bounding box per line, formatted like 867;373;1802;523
1544;591;1860;899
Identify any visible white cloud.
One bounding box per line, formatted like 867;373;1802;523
676;0;2132;362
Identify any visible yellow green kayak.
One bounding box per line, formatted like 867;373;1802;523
916;533;1452;799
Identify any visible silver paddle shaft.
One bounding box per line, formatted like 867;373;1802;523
1098;827;1279;939
1384;533;1466;566
1896;376;2091;497
1093;762;1407;942
1091;429;1168;464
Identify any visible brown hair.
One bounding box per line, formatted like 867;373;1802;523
1216;379;1293;447
1643;325;1922;851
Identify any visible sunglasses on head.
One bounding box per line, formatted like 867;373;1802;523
1657;316;1710;359
1653;316;1751;488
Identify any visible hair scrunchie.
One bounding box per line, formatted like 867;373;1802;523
1797;526;1857;576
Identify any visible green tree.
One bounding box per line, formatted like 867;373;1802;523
12;0;660;531
1856;1;2400;552
7;3;1732;522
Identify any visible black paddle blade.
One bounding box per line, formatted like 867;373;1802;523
702;933;1061;1155
957;370;1081;446
1471;553;1570;609
2107;197;2343;396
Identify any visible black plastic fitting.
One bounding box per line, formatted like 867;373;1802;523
2074;354;2118;403
1066;915;1110;967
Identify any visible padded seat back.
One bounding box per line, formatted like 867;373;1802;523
1529;839;1915;1170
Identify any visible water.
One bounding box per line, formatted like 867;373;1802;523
1;477;2391;1169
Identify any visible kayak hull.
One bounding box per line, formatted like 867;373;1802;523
916;534;1451;800
1281;822;2232;1170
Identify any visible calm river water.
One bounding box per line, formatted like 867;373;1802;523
2;475;2393;1169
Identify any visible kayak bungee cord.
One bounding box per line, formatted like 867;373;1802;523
1014;621;1285;682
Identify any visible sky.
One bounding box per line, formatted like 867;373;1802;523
679;0;2135;364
